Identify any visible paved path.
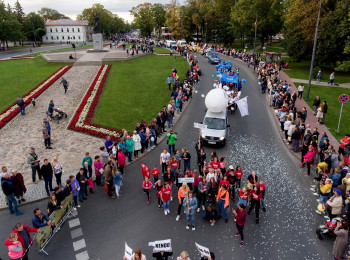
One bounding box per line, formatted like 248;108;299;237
0;65;103;205
290;78;350;88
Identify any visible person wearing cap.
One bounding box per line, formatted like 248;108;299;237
326;188;343;220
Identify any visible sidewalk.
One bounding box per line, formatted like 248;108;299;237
289;78;350;89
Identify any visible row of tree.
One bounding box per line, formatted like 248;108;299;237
130;0;349;71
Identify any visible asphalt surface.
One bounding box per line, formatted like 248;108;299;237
0;44;71;60
0;54;334;260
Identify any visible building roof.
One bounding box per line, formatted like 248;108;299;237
45;19;89;26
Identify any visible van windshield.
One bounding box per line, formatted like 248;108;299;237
203;117;226;130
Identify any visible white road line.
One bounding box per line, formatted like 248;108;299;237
73;238;86;251
71;227;83;239
69;218;80;228
76;250;89;260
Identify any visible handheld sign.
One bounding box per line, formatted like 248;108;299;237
178;177;194;183
124;243;132;260
195;242;210;258
194;122;207;129
148;239;171;252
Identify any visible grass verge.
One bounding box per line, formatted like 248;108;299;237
0;56;67;111
297;82;350;140
94;55;189;131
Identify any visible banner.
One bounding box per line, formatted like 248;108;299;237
220;73;239;84
178;177;194;183
148;239;171;252
124;243;133;260
236;97;249;117
195;242;211;258
193;122;207;129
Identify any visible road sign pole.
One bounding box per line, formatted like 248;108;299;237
337;103;344;133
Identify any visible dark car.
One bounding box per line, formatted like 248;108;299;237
208;53;219;64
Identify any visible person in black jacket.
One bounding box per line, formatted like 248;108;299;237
152;247;173;260
76;168;87;202
83;162;93;195
1;172;23;215
312;96;321;115
321;101;328;124
41;159;54;196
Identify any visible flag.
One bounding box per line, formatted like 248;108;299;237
236;97;249;117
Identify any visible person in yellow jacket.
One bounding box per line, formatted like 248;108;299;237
217;184;230;223
317;179;332;215
176;183;190;221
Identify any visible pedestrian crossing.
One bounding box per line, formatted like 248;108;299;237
68;212;90;260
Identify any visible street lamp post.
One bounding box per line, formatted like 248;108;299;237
31;19;37;45
254;17;257;54
306;0;322;100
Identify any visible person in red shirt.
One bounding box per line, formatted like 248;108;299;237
140;164;150;180
232;204;247;247
160;182;172;215
151;165;160;184
226;166;236;200
163;167;174;201
339;134;350;159
237;186;249;207
234;165;243;191
142;177;152;205
256;179;266;212
211;157;220;171
219;175;229;189
154;179;163;208
247;186;261;224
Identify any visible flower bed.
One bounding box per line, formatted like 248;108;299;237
68;64;123;141
0;56;36;61
0;65;72;130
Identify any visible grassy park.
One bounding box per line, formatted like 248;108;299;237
297;82;350;140
154;47;171;54
0;56;67;111
93;55;188;131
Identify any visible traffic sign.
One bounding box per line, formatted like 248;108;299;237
339;94;349;103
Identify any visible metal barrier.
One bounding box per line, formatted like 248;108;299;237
35;194;75;255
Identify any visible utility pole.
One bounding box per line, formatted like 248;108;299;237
254;16;257;54
306;0;322;100
31;19;37;45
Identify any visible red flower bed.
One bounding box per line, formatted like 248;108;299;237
68;65;123;141
0;66;72;130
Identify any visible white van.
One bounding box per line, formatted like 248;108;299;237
177;40;187;47
200;110;230;146
165;40;177;48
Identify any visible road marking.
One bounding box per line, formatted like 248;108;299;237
73;238;86;251
69;218;80;228
71;227;83;239
76;250;89;260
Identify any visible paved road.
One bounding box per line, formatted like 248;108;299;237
0;54;333;259
0;44;71;60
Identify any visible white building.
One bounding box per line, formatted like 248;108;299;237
43;19;93;44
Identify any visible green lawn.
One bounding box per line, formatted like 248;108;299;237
298;82;350;140
284;60;350;84
0;56;67;111
21;45;93;57
94;55;189;131
154;47;171;54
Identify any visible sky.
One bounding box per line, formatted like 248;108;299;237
5;0;179;23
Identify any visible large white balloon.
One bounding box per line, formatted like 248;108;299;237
205;89;228;112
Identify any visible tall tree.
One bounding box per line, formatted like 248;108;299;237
151;3;166;37
130;3;154;37
0;2;24;47
23;12;45;41
14;0;25;24
38;7;69;20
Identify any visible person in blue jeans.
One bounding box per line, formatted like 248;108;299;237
16;95;25;115
40;159;54;196
76;168;87;203
217;184;229;223
1;172;23;215
183;191;197;230
182;148;191;172
69;175;80;209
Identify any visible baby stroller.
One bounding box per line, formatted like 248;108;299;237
316;217;342;240
46;107;68;124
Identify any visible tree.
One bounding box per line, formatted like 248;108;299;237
35;28;46;40
151;3;166;37
38;7;69;20
14;0;25;23
130;3;154;37
0;2;25;47
23;12;45;41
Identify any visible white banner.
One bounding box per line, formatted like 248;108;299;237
148;239;171;252
195;242;210;258
193;122;207;129
178;177;194;183
124;243;132;260
236;96;249;117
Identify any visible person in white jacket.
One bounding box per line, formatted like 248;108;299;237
133;131;142;158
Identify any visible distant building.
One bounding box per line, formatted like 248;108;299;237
43;19;93;43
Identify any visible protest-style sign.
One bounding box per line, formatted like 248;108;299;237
148;239;171;252
195;242;210;258
178;177;194;183
124;242;132;260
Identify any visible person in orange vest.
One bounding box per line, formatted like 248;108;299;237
217;184;229;223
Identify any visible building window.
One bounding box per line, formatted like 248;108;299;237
46;37;48;40
61;28;63;32
78;28;80;32
68;36;70;40
62;36;65;40
78;36;81;40
51;36;53;40
56;28;58;32
72;28;74;32
50;28;52;32
67;28;69;32
57;36;59;40
73;36;75;40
